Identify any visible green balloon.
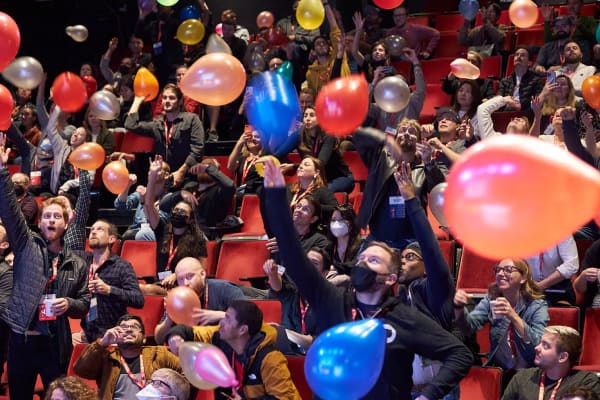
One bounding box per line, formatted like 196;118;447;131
157;0;179;6
275;61;293;80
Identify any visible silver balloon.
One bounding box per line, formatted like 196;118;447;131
65;25;89;42
429;182;448;227
205;34;232;54
89;90;120;121
1;57;44;89
384;35;407;57
374;76;410;113
179;341;218;390
248;49;266;72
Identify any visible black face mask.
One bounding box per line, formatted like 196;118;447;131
170;214;188;229
13;185;25;196
351;262;378;292
119;65;131;75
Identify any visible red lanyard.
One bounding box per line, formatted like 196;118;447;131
508;323;518;358
312;137;321;157
231;353;243;391
241;156;257;184
165;234;178;271
89;252;109;282
45;257;59;293
290;182;315;209
538;372;563;400
201;285;209;309
299;297;309;335
163;120;174;145
119;355;146;389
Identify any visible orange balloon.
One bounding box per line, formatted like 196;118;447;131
314;75;369;137
509;0;539;29
256;11;274;28
52;72;88;113
0;84;14;130
133;67;159;102
68;142;106;170
444;135;600;259
582;75;600;109
179;53;246;106
166;286;201;325
450;58;480;80
102;161;130;194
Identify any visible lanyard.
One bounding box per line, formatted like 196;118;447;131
241;156;257;184
119;355;146;389
231;353;243;391
165;234;178;271
89;252;109;282
312;137;321;157
163;119;174;146
45;257;59;293
299;297;309;335
290;182;315;209
201;285;209;309
538;372;563;400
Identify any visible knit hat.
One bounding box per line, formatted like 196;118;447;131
405;241;422;258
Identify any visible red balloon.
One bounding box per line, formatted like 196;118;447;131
315;75;369;137
166;286;201;325
444;135;600;259
51;72;88;113
68;142;106;170
81;75;97;100
0;13;20;72
0;85;14;130
263;27;288;47
256;11;274;28
102;161;130;194
582;75;600;109
373;0;404;10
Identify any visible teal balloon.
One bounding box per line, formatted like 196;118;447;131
157;0;179;6
459;0;479;21
596;23;600;44
275;61;293;80
305;319;386;400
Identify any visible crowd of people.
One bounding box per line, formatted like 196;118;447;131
1;0;600;399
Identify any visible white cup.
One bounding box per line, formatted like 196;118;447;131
44;299;56;317
489;300;501;320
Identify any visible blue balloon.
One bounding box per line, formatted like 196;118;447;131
459;0;479;21
180;5;200;21
596;23;600;44
246;72;301;156
305;319;386;400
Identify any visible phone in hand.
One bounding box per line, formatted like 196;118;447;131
546;71;557;85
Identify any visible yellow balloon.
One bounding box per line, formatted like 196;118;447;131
254;156;280;177
176;19;205;45
296;0;325;30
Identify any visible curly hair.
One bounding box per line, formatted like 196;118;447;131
44;376;97;400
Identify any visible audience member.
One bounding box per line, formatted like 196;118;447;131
328;203;363;274
556;40;597;97
277;0;321;63
136;368;190;400
442;51;495;102
498;46;545;112
284;156;338;216
386;6;440;59
11;172;38;225
227;126;264;200
44;376;97;400
458;3;506;56
542;0;598;45
10;103;41;163
0;225;12;384
574;238;600;308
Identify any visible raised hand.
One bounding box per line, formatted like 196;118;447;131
393;162;415;200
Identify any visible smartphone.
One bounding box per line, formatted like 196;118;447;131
546;71;557;85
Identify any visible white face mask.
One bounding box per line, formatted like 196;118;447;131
330;220;349;238
136;385;176;400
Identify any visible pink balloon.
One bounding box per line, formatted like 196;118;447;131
195;345;238;388
450;58;480;80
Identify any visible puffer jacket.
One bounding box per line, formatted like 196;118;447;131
0;167;90;366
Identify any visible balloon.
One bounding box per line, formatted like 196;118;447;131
246;72;302;154
179;342;218;390
81;75;97;99
176;19;205;45
248;48;266;73
314;75;369;137
133;67;159;102
214;24;223;37
206;34;231;54
508;0;539;29
596;24;600;45
429;182;448;227
138;0;157;14
165;286;201;325
582;75;600;109
65;25;89;42
383;35;407;57
263;27;288;47
275;60;293;80
374;76;410;113
180;53;246;106
194;344;238;388
256;11;275;28
102;161;130;194
444;135;600;259
68;142;106;170
373;0;405;10
51;72;88;113
1;56;43;89
157;0;179;6
459;0;480;21
296;0;325;30
89;90;120;120
180;5;200;21
0;85;14;130
0;12;20;72
305;319;386;400
254;155;281;177
450;58;480;80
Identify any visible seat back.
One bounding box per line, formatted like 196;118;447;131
434;13;465;32
420;58;455;83
548;306;580;331
238;195;266;236
407;15;430;26
480;55;502;78
120;131;155;153
127;295;165;340
514;28;545;48
435;32;466;58
579;308;600;366
204;240;219;276
210;155;235;180
342;151;368;183
438;240;456;275
459;366;502;400
215;240;269;286
418;83;452;123
286;356;312;400
67;344;99;391
249;299;282;324
120;240;158;278
456;247;496;293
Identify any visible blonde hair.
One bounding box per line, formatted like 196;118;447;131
544;325;581;366
541;75;576;116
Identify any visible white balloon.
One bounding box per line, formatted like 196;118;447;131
1;57;44;89
66;25;89;42
89;90;120;121
179;342;218;390
429;182;448;227
373;76;410;113
205;34;232;54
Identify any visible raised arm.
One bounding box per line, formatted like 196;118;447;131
64;169;92;251
144;156;164;230
351;12;366;67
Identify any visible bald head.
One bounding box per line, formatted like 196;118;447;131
174;257;206;295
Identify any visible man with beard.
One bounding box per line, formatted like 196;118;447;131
74;314;181;400
76;220;144;343
497;46;545;112
534;16;593;74
126;84;204;188
353;118;446;250
11;173;38;225
556;40;596;96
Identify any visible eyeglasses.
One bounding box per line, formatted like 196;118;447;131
494;266;518;275
402;252;422;262
397;126;418;137
119;323;143;331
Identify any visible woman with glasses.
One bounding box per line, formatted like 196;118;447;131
453;259;549;371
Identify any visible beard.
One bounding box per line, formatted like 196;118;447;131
564;54;581;64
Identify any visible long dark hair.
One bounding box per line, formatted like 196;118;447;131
452;79;481;120
161;200;207;267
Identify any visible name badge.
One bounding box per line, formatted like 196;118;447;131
87;297;98;322
39;294;57;321
389;195;405;219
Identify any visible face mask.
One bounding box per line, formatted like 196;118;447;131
119;64;131;75
351;262;377;292
136;384;175;400
330;221;349;238
170;213;188;229
13;185;25;196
